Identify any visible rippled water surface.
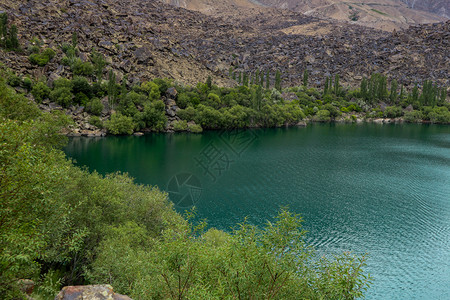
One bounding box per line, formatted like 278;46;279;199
65;124;450;299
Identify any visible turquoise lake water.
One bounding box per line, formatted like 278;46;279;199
65;123;450;299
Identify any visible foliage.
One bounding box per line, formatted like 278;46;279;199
172;120;188;131
86;97;104;116
188;123;203;133
50;87;73;107
383;106;403;118
0;13;20;51
88;209;371;299
403;110;423;123
29;48;56;66
89;115;103;129
72;58;94;76
105;113;135;135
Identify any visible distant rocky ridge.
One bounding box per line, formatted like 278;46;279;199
401;0;449;18
0;0;448;91
165;0;448;30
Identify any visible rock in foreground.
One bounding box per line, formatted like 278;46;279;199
55;285;132;300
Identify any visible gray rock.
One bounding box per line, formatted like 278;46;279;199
55;284;132;300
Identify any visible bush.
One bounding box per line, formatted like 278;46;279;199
172;120;188;131
86;97;104;116
188;123;203;133
22;77;33;92
72;77;92;98
6;74;21;87
72;59;94;76
383;106;403;118
50;87;73;107
314;109;331;122
105;113;135;135
138;100;167;131
141;81;161;101
88;209;371;299
89;116;103;129
29;48;55;66
403;110;423;123
428;107;450;124
53;78;72;89
31;82;51;103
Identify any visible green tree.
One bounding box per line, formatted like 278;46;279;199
105;112;135;134
389;79;398;103
266;70;270;89
107;70;117;109
91;48;107;82
275;70;281;92
303;69;309;88
206;76;212;90
334;74;340;96
360;77;367;99
243;72;249;87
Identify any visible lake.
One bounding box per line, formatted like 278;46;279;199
65;123;450;299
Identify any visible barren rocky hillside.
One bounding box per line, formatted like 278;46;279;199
165;0;447;30
0;0;448;89
401;0;449;18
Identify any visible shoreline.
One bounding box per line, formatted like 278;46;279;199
63;117;446;137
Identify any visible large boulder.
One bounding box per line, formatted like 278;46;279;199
55;284;132;300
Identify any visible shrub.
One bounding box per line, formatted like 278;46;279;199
31;82;51;103
140;100;167;131
428;107;450;124
53;78;72;89
22;77;33;92
172;120;188;131
89;116;103;129
141;81;161;101
72;76;92;98
86;97;104;116
6;74;21;87
72;59;94;76
105;113;135;135
29;48;55;66
188;123;203;133
314;109;331;122
383;106;403;118
403;110;423;123
50;87;73;107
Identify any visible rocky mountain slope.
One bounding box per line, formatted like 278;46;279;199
165;0;447;30
401;0;449;18
0;0;448;89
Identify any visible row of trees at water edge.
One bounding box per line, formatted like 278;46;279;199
0;75;372;299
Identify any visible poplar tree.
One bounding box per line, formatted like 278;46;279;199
360;77;367;100
324;77;329;96
266;70;270;89
275;70;281;92
389;79;398;103
334;74;340;96
303;70;309;88
243;72;249;87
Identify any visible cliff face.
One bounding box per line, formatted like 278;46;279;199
0;0;448;89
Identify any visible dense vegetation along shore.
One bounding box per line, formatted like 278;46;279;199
0;75;374;299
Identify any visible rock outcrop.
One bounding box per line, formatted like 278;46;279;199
55;285;132;300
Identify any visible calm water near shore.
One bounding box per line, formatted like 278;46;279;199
65;123;450;299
